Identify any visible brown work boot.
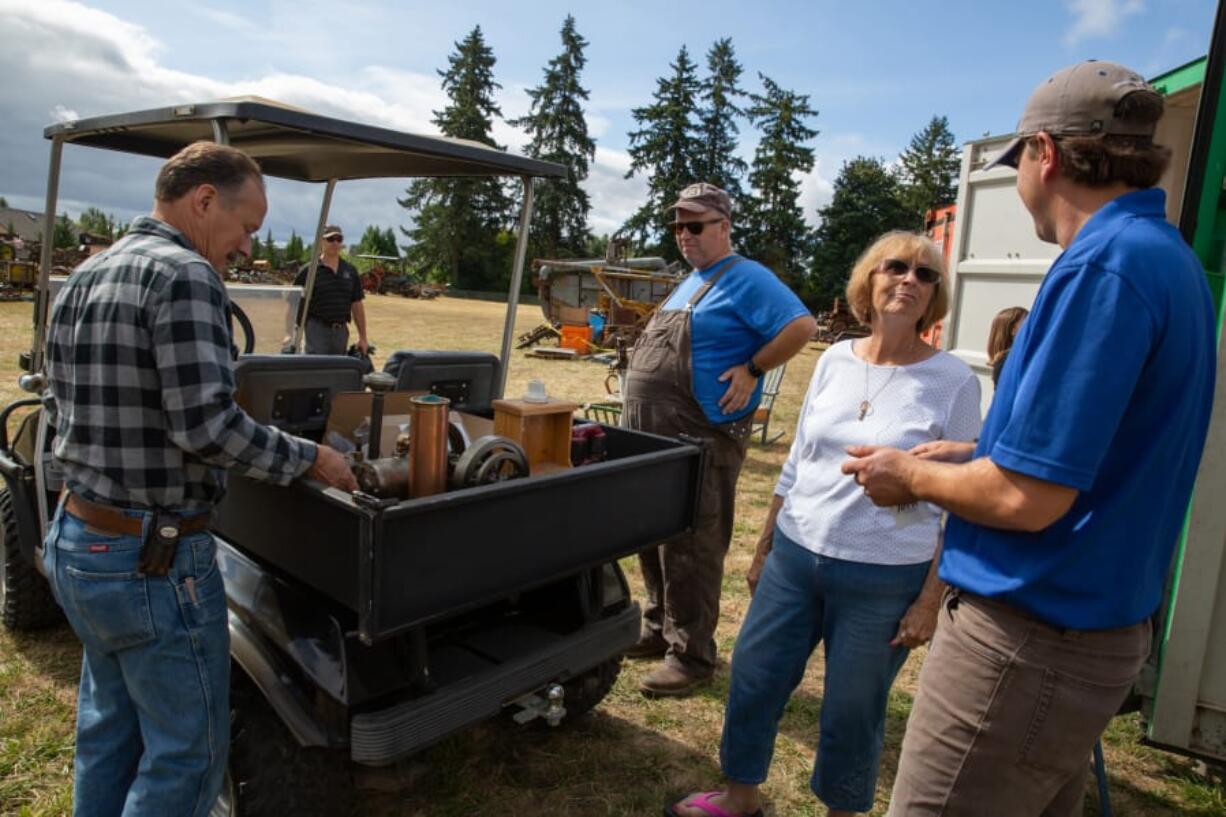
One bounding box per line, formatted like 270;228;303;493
623;630;668;659
639;662;711;698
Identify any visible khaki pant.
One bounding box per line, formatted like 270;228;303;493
887;590;1151;817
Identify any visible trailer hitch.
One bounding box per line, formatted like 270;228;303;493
510;683;566;727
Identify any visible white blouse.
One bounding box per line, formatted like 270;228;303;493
775;340;982;566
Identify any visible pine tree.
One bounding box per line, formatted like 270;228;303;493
623;46;703;257
284;230;306;264
510;15;595;259
740;74;818;292
78;207;116;240
810;157;913;306
53;214;76;249
694;38;748;204
263;228;279;265
897;115;960;226
399;26;512;290
357;225;399;258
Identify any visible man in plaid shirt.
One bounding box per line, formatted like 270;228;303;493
42;141;356;817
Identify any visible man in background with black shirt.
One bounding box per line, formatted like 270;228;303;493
292;224;368;355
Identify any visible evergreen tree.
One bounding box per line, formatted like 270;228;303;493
284;230;306;264
0;196;8;207
897;115;960;226
357;225;399;257
810;157;913;306
510;15;595;259
251;234;262;261
623;45;703;257
740;74;818;292
53;213;76;249
399;26;512;290
78;207;116;240
694;39;748;206
263;228;279;265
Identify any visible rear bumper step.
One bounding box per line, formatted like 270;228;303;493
350;603;639;765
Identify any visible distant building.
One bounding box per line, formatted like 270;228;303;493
0;206;51;243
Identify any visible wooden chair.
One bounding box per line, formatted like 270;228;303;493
750;364;787;444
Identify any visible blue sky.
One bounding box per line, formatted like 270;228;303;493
0;0;1216;243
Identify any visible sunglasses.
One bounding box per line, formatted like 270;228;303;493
324;235;344;243
671;218;724;237
880;258;940;285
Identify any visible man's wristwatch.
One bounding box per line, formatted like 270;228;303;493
746;359;765;378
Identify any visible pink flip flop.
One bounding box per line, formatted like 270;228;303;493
663;791;764;817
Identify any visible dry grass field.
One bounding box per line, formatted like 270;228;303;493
1;292;1223;816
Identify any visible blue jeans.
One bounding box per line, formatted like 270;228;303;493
720;529;929;813
42;502;229;817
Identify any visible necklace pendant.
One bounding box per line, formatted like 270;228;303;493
858;400;870;421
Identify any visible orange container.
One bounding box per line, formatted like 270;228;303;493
559;323;592;353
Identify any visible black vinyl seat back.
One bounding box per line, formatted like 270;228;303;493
382;351;501;413
234;355;366;436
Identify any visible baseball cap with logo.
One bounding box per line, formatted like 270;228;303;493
986;60;1160;170
666;182;732;221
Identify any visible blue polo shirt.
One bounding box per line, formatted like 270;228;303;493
940;188;1216;629
662;255;810;424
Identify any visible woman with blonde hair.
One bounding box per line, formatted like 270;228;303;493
667;231;981;817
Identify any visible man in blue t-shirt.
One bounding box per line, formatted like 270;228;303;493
622;182;815;697
844;61;1216;815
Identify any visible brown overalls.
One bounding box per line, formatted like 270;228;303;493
623;256;752;676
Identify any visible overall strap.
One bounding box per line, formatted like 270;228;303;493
686;255;742;310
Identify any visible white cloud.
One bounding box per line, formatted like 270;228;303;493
1064;0;1144;46
586;147;646;236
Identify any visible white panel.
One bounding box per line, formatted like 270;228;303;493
961;178;1063;265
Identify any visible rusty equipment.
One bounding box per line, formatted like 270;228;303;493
814;298;868;345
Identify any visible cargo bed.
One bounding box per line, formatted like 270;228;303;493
213;425;703;644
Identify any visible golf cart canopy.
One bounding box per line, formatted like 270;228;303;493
34;97;563;392
42;97;567;181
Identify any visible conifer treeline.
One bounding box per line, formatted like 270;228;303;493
385;18;963;305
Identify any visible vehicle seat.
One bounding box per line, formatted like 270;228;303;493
382;351;501;413
234;355;366;436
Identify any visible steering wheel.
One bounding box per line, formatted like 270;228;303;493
228;301;256;358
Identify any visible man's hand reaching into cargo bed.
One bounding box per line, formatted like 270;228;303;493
307;445;358;492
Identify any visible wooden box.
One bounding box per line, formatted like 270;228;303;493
492;398;579;475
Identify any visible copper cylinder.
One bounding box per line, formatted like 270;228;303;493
409;395;450;497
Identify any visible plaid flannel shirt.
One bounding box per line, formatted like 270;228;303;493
46;216;317;510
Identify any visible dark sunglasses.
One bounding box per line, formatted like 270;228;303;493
671;218;724;237
324;235;344;243
880;258;940;285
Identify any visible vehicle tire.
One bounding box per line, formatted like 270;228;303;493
561;657;622;720
228;673;352;817
0;488;63;631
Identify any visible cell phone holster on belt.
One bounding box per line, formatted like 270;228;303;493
138;510;181;576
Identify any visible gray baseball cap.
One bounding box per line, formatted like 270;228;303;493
666;182;732;221
987;60;1159;170
322;224;344;238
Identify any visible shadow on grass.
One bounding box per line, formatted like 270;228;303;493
4;622;82;687
356;705;726;817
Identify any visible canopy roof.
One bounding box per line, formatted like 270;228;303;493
44;97;566;181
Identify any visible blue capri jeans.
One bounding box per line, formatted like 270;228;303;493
720;528;930;813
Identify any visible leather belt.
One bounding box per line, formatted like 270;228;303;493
309;317;348;329
65;493;210;537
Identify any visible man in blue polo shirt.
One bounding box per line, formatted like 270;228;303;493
622;182;816;696
843;61;1215;815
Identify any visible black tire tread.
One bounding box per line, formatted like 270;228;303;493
0;488;63;631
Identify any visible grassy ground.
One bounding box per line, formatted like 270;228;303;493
1;293;1223;816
